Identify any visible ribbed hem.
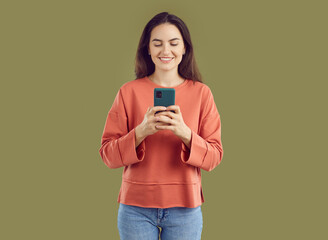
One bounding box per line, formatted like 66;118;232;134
117;180;204;208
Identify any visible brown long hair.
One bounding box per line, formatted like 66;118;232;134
134;12;203;83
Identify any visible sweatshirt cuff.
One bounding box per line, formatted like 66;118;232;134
181;131;207;168
118;128;145;166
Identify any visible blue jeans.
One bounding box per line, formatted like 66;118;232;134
117;203;203;240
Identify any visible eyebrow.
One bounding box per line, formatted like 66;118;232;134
152;38;180;42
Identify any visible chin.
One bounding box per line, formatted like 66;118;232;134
157;66;178;72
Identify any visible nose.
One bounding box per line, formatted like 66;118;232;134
163;43;171;55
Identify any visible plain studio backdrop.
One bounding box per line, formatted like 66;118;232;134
1;0;327;239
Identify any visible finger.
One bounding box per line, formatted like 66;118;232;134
156;124;174;130
155;115;174;124
155;121;171;127
150;106;167;115
155;110;176;119
166;105;180;114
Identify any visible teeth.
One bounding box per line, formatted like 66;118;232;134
160;58;173;60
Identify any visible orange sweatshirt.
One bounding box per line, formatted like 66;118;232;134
99;76;223;208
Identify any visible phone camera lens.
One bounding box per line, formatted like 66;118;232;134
156;91;162;98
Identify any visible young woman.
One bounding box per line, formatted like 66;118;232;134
99;11;224;240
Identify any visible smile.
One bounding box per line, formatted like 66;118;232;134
159;57;174;63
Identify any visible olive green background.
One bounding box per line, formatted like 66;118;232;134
1;0;327;239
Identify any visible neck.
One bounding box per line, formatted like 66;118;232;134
149;70;185;87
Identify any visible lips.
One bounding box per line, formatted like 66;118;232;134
159;57;174;63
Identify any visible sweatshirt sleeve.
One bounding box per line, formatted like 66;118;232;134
181;87;223;172
98;89;145;169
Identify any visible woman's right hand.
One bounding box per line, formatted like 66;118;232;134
135;106;167;147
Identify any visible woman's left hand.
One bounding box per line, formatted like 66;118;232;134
154;105;192;149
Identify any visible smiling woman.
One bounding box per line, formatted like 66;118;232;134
147;23;186;85
99;11;224;240
135;12;203;87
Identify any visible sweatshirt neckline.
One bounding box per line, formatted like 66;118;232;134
145;76;189;90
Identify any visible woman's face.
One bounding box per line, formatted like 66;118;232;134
148;23;186;73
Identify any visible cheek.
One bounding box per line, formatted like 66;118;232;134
149;46;156;54
175;49;185;56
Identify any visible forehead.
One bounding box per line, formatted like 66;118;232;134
150;23;183;40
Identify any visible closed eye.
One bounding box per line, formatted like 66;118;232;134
154;44;178;47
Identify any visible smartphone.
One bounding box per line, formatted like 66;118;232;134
154;88;175;114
